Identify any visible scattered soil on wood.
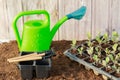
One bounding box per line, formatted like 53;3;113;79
0;40;103;80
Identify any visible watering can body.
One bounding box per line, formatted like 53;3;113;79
22;20;51;52
13;10;52;52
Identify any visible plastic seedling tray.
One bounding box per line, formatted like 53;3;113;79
18;52;52;80
36;59;51;78
64;49;120;80
19;61;33;80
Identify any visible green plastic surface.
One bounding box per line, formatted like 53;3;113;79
12;10;68;52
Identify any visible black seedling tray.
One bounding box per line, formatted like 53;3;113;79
64;49;120;80
18;50;55;80
18;58;51;80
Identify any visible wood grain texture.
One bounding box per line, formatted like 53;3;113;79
110;0;120;35
0;0;9;39
92;0;109;38
0;0;120;40
77;0;91;40
6;0;23;39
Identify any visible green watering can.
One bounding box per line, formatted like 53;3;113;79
12;6;86;52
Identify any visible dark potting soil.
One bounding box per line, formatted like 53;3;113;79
93;63;103;68
112;72;120;77
76;54;87;59
84;58;94;63
0;40;103;80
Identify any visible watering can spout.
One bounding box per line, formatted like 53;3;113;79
50;6;87;40
50;16;68;40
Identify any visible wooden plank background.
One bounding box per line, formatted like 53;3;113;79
0;0;120;41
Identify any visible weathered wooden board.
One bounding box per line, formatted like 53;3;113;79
0;0;9;39
6;0;23;39
91;0;109;38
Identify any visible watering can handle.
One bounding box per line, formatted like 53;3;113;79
12;10;50;49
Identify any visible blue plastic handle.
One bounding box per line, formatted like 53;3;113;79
66;6;87;20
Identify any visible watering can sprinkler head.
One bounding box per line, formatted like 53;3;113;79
66;6;87;20
12;6;86;52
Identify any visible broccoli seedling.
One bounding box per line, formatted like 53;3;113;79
111;31;119;42
112;64;117;71
87;32;92;41
86;32;93;47
112;65;120;74
95;32;102;44
111;53;120;72
102;57;110;68
105;48;111;55
112;43;118;52
71;40;77;50
77;47;84;55
87;47;94;58
102;33;109;43
108;54;114;62
87;40;92;47
95;46;102;57
93;54;101;65
116;67;120;74
115;53;120;61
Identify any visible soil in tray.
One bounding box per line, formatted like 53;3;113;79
84;57;94;63
76;54;88;59
102;67;114;73
111;72;120;78
93;63;103;68
0;40;103;80
69;49;78;55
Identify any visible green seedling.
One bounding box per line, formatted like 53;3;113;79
105;48;111;55
108;54;114;62
102;57;110;68
71;40;77;49
102;33;109;43
112;43;118;52
78;47;84;55
93;54;101;64
116;67;120;74
112;65;120;74
111;31;119;42
87;47;94;58
118;47;120;51
115;53;120;61
106;57;110;63
86;32;93;47
95;32;103;44
95;46;102;57
87;32;92;41
112;64;117;71
87;40;92;47
95;47;99;52
111;53;120;71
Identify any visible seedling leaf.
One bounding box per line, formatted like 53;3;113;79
87;47;94;55
112;43;118;52
87;32;92;40
102;60;107;66
108;54;114;61
112;31;119;42
93;54;99;62
78;47;83;55
105;57;110;63
71;40;76;49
